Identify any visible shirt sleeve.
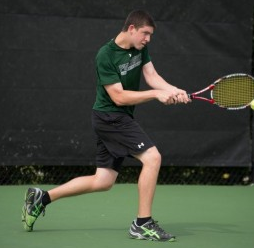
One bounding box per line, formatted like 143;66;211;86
142;46;151;66
96;51;120;85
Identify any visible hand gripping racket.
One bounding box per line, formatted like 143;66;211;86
188;73;254;110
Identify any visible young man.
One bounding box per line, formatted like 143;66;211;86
22;10;190;242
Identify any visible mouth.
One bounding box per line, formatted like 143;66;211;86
135;43;146;50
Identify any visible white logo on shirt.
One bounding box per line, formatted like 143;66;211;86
119;54;142;76
138;142;144;149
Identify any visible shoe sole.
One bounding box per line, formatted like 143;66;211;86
21;191;34;232
129;233;176;242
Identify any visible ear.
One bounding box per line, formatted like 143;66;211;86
128;24;136;34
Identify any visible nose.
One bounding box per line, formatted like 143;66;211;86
145;35;151;43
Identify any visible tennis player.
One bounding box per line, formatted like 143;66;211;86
22;9;190;241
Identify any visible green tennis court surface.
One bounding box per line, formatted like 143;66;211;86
1;185;254;248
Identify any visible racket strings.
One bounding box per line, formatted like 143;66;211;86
212;76;254;108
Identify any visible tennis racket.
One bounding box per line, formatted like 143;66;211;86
188;73;254;110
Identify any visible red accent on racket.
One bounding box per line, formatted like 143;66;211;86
188;73;254;110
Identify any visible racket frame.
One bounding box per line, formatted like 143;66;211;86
189;84;215;104
188;73;254;110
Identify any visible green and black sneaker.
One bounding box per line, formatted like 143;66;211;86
129;218;176;242
21;188;46;231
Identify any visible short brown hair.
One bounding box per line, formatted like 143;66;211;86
122;10;156;32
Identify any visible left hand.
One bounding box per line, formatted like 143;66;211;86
172;89;191;104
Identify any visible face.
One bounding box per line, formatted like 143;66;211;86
129;25;154;50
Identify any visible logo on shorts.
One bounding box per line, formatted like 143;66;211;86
138;142;144;149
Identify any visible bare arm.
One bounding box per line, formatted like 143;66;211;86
104;83;176;106
143;62;176;90
104;61;190;106
142;62;190;103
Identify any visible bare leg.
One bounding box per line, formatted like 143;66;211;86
133;146;161;217
48;168;118;202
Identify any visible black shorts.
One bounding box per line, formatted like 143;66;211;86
92;110;154;172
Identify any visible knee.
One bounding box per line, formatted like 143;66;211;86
154;151;162;166
92;168;118;192
93;176;115;192
149;148;162;167
99;181;114;191
140;147;162;172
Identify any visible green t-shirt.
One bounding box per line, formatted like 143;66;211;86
93;39;151;116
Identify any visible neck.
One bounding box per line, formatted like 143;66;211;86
115;32;132;49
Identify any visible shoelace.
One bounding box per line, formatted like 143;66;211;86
42;208;46;217
31;204;46;218
148;220;168;235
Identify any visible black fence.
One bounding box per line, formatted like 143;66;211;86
0;0;254;185
0;165;253;185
